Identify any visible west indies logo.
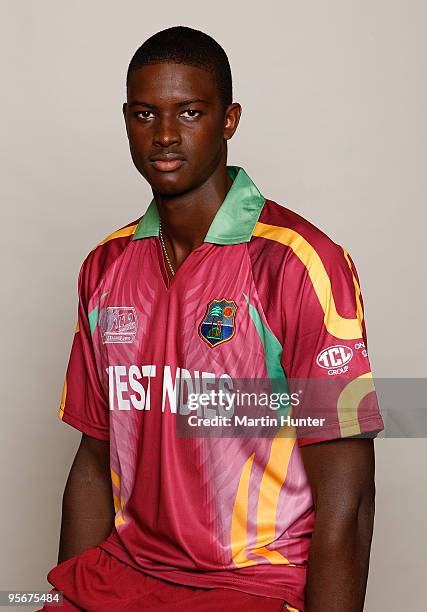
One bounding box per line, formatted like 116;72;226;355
198;298;238;348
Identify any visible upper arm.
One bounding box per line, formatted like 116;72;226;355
299;438;376;513
68;434;111;483
78;433;110;468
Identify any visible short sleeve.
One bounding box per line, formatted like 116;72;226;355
58;260;109;440
282;244;384;446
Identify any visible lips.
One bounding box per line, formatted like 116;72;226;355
150;154;186;172
152;159;185;172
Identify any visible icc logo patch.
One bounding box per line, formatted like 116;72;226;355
99;306;138;344
198;298;238;348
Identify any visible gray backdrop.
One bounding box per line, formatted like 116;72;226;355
1;1;426;610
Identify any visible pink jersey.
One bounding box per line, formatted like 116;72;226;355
58;166;383;610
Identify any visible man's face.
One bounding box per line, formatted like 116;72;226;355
123;63;240;196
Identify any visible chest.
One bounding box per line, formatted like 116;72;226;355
89;240;283;414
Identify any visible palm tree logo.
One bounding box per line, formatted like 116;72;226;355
198;298;238;348
207;304;224;339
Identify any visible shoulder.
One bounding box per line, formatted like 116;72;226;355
78;216;141;299
253;198;356;280
255;200;364;335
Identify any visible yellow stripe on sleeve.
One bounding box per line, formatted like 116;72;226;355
338;372;375;437
252;222;363;340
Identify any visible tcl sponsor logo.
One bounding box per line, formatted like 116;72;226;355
316;345;353;376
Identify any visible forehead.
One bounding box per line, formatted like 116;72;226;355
127;63;219;104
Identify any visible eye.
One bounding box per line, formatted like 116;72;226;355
181;109;202;120
135;110;155;120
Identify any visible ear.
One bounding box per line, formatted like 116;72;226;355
122;102;129;139
223;103;242;141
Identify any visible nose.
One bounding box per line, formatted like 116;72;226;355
153;115;181;148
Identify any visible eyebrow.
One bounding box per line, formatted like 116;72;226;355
128;98;210;109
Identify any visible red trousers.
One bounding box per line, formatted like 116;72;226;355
38;546;299;611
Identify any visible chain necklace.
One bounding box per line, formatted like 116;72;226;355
158;219;175;277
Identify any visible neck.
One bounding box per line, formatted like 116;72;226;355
153;163;232;266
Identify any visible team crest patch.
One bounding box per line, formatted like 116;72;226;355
99;306;138;344
198;298;238;348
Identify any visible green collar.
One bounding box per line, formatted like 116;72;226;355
132;166;265;245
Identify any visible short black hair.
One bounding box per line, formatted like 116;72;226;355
126;26;232;110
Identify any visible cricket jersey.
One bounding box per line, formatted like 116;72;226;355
58;166;384;610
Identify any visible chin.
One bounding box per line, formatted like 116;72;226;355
155;183;187;197
143;168;195;197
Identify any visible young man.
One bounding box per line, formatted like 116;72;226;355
41;26;384;612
